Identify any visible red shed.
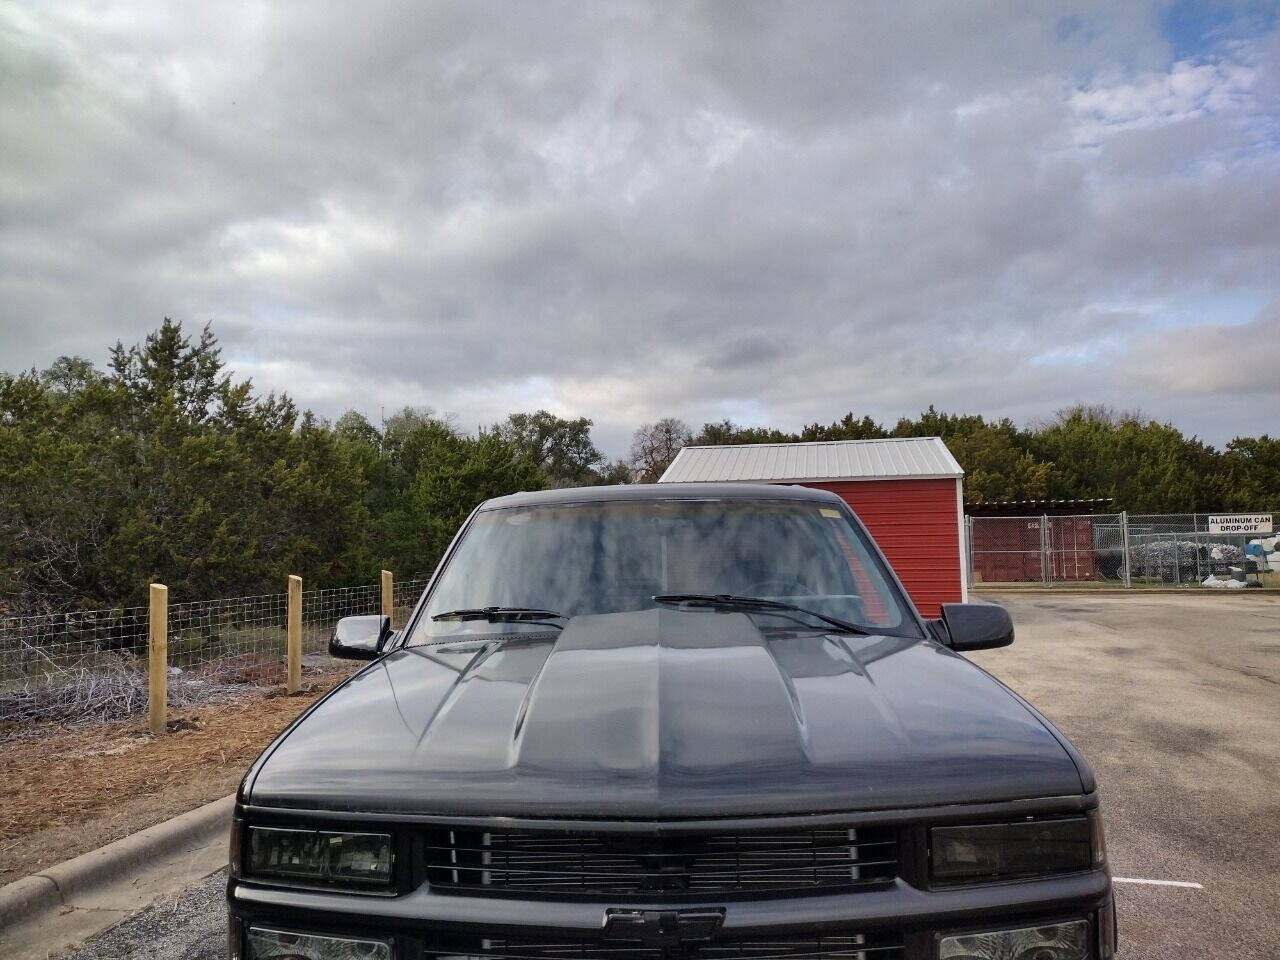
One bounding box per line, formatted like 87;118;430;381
658;438;966;618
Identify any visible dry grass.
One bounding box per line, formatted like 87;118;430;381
0;669;350;883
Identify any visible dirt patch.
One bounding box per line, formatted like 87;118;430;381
0;671;350;885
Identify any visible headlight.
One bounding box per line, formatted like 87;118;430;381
930;817;1093;883
939;919;1090;960
246;827;394;887
246;926;391;960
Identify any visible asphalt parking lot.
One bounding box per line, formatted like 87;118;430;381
63;592;1280;959
970;592;1280;959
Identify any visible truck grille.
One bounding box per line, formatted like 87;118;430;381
423;825;898;897
429;931;904;960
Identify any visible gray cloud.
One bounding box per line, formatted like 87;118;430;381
1125;296;1280;395
1;1;1278;455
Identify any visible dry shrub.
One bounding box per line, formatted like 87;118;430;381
191;652;285;686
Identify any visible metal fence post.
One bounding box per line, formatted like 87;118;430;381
381;570;394;627
148;583;167;735
965;516;974;586
1040;515;1051;585
287;575;302;694
1120;511;1131;587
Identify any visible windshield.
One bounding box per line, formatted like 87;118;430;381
409;498;920;644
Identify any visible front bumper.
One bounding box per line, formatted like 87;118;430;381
229;869;1113;959
228;795;1115;960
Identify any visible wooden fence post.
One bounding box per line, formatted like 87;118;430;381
287;575;302;694
381;570;393;628
148;583;168;735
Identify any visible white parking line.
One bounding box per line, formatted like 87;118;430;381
1113;877;1204;889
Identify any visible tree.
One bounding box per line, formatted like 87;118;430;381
592;459;634;486
693;420;796;446
1029;406;1223;512
0;320;371;611
108;319;231;424
334;410;382;448
0;367;128;611
1219;436;1280;509
630;417;692;482
888;406;1048;503
498;410;604;487
381;422;544;574
40;356;100;395
798;413;887;441
6;318;1278;617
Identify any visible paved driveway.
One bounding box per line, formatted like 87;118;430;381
970;592;1280;959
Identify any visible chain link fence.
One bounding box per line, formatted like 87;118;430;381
0;576;429;733
968;512;1278;588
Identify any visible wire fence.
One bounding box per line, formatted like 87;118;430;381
0;576;429;733
968;512;1279;588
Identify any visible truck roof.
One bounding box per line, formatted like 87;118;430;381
481;481;843;510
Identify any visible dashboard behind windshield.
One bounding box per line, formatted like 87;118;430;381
409;498;920;644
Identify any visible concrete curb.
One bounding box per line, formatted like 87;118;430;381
0;875;57;930
0;792;234;930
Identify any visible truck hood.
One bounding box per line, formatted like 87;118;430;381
246;608;1086;817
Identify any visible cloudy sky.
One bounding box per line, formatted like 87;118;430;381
2;1;1278;454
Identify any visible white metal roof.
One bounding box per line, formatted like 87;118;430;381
658;437;963;483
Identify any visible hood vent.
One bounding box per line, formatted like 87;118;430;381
423;825;898;899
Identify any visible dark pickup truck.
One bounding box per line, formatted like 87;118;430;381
228;483;1115;960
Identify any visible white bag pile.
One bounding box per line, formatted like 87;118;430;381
1201;575;1245;589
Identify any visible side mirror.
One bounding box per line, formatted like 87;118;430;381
330;614;391;660
932;603;1014;652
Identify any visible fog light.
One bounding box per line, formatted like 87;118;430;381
1098;897;1117;959
939;919;1090;960
246;926;391;960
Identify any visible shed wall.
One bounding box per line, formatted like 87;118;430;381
795;478;963;618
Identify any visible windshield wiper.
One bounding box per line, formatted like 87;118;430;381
652;594;871;636
431;606;566;629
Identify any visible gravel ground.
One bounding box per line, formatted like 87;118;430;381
62;869;227;960
62;593;1280;959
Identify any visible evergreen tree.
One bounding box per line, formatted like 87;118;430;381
3;321;1276;617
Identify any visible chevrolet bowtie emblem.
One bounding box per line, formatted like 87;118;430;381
603;908;725;945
